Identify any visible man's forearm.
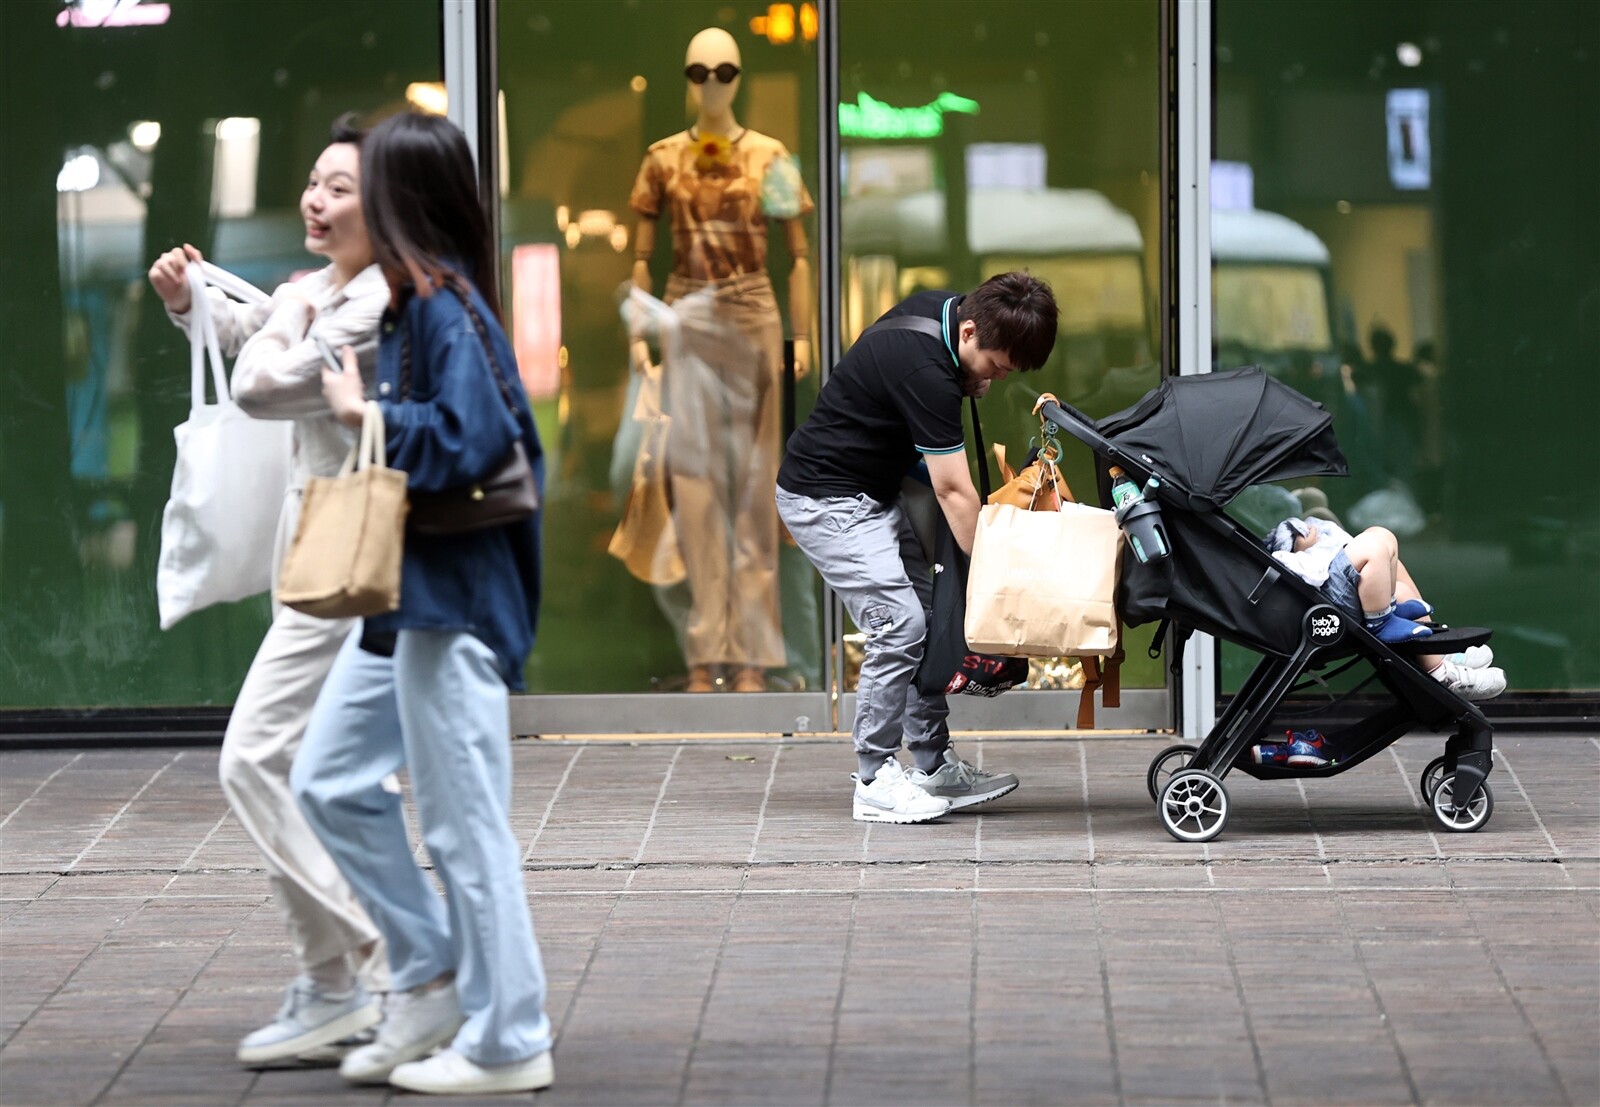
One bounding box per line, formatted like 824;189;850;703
936;485;981;555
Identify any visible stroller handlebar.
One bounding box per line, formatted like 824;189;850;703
1035;398;1151;480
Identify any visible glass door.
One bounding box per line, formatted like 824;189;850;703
835;0;1172;731
498;0;831;733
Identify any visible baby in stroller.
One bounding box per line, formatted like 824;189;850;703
1265;516;1507;700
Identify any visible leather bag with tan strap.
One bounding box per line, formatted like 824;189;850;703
277;402;408;618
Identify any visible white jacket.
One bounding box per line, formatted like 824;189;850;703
168;264;389;482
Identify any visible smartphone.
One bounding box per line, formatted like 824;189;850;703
312;333;345;373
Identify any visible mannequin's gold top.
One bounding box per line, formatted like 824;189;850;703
630;129;813;282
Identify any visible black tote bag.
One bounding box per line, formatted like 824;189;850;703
914;396;1028;698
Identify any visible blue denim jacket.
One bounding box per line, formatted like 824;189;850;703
362;274;545;690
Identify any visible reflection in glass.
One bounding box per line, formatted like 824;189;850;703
500;1;822;694
839;0;1163;691
1215;0;1599;696
1;1;439;709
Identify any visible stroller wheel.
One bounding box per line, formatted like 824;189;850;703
1147;744;1198;802
1159;769;1230;843
1420;756;1449;804
1431;773;1493;832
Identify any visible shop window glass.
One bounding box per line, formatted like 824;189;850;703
839;0;1165;691
1215;0;1599;697
499;0;823;694
0;0;440;709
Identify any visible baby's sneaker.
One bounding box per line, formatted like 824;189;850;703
1432;659;1507;701
1447;644;1494;669
1285;729;1332;767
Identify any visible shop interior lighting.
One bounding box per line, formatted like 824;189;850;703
56;0;170;28
56;150;100;193
406;82;449;116
750;3;817;45
215;116;260;142
129;120;161;150
1396;42;1423;67
630;75;648;92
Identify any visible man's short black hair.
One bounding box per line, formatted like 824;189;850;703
958;271;1058;371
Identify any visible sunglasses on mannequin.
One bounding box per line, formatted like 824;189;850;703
685;62;741;85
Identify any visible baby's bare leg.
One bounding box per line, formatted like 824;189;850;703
1394;558;1425;607
1342;527;1399;616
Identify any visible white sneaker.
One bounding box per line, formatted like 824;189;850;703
390;1048;554;1095
1432;659;1507;701
297;1027;376;1065
236;976;379;1066
339;980;464;1084
910;748;1020;810
1448;644;1494;669
851;759;952;823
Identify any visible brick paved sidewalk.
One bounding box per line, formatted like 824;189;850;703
1;734;1596;1106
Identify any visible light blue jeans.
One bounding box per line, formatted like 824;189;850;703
776;487;952;777
292;628;550;1066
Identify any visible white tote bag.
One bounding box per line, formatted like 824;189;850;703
156;265;293;629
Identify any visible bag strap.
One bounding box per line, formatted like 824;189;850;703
183;262;271;410
339;401;388;476
185;265;231;409
968;396;990;501
196;261;270;307
399;273;522;423
859;312;991;500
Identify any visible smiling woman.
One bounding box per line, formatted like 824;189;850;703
300;117;371;283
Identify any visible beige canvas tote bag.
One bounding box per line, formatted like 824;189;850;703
277;402;408;618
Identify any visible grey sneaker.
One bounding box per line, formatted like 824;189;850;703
910;749;1019;810
851;759;951;823
339;981;464;1084
236;976;380;1066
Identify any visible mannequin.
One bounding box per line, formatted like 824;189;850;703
628;27;812;693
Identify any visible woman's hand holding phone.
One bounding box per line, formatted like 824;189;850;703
317;336;366;428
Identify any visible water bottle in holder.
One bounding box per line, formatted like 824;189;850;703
1108;465;1171;564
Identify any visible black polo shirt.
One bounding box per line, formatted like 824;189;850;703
778;291;966;503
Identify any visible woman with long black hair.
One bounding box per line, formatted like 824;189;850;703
292;111;552;1096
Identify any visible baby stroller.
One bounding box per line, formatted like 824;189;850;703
1038;368;1494;842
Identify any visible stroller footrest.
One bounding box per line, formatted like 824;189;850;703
1388;625;1493;657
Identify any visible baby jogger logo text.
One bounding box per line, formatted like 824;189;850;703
1309;611;1342;641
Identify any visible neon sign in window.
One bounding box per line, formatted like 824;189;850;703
838;91;979;140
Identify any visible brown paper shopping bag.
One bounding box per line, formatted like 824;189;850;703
277;402;408;619
963;500;1122;659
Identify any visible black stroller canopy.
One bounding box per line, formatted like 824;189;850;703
1096;367;1348;510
